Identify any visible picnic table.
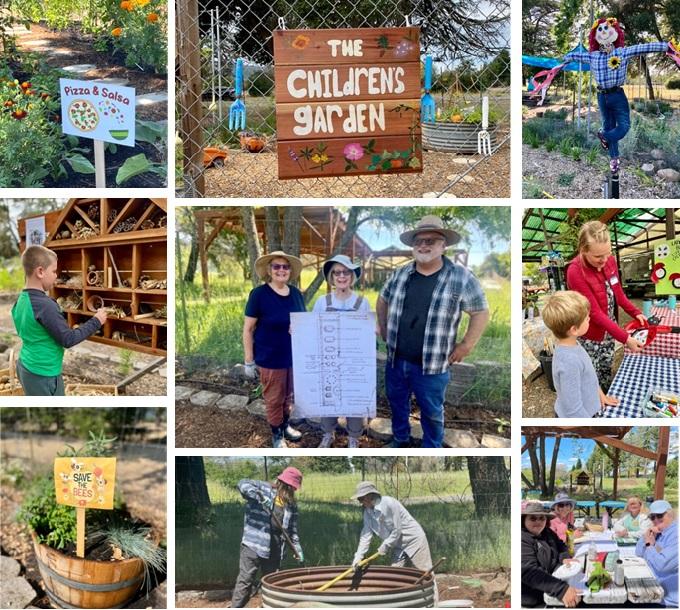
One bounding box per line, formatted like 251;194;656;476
603;354;680;418
545;530;665;606
599;501;627;520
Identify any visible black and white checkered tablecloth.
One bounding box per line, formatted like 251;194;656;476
603;354;680;418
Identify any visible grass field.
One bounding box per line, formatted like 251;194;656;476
176;499;510;587
176;266;510;368
0;257;24;291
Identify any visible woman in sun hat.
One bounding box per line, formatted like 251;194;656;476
313;254;371;449
549;491;582;544
521;501;581;608
243;251;306;448
232;467;304;607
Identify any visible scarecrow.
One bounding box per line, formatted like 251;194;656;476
531;18;680;174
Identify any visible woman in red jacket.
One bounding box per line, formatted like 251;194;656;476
566;220;646;390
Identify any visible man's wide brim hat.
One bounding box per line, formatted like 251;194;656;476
400;215;461;247
255;250;302;281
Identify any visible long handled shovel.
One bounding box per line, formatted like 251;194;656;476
315;552;381;592
269;507;303;562
414;556;446;585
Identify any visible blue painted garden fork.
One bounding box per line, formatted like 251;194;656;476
421;56;435;123
228;58;246;130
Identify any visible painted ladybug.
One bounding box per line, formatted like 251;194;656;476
670;272;680;290
651;262;666;283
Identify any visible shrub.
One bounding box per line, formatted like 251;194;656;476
666;76;680;90
247;69;274;97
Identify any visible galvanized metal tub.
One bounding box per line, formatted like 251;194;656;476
261;565;435;607
422;122;498;154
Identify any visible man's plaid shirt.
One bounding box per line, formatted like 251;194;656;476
565;42;668;89
380;257;488;375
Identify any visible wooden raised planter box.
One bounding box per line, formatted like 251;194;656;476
422;121;498;154
31;532;144;609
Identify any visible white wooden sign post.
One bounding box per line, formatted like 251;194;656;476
59;79;136;188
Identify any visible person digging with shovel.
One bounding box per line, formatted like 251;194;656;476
350;481;438;603
232;467;305;607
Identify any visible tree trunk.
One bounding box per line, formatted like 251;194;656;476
539;436;547;496
640;56;655;101
282;207;302;258
527;437;541;490
175;457;211;511
467;456;510;516
241;207;261;288
548;435;561;497
265;207;281;252
303;206;363;304
183;212;200;284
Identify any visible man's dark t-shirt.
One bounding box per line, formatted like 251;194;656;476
395;268;442;365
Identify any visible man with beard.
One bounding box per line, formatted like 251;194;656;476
377;216;489;448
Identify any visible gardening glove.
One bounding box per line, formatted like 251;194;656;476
296;549;305;563
352;555;363;570
257;493;273;511
244;361;257;379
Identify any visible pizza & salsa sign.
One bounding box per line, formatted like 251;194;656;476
54;456;116;510
273;27;422;179
60;78;136;147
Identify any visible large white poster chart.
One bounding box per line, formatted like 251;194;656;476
291;312;376;418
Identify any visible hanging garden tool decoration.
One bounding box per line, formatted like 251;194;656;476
421;55;435;123
530;18;678;181
228;58;246;131
477;96;492;155
624;318;680;348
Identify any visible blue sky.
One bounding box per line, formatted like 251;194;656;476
357;222;509;267
521;429;679;470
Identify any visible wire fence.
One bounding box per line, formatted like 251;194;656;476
176;0;511;198
176;456;511;586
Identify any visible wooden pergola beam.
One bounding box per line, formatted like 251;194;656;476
655;427;670;499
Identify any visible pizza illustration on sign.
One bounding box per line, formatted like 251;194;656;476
68;99;99;132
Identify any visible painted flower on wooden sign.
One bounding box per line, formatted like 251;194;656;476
343;142;364;161
298;142;334;171
292;35;311;50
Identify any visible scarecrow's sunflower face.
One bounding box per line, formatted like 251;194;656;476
608;56;621;69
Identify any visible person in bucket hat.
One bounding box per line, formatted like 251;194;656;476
636;499;678;607
549;491;582;544
350;480;435;601
232;468;305;607
521;501;581;608
376;215;490;448
313;254;371;449
243;250;306;448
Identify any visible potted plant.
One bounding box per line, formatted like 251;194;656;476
17;432;165;609
422;104;500;154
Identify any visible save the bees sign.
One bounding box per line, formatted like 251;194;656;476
54;457;116;510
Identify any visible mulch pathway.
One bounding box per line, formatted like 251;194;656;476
188;144;510;198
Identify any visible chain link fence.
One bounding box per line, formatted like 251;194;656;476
176;456;511;587
176;0;510;198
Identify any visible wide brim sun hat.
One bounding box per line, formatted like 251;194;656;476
255;250;303;282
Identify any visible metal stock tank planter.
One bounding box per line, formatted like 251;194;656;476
261;565;436;607
31;532;144;608
422;121;498;154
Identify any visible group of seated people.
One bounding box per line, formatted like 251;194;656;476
522;493;678;608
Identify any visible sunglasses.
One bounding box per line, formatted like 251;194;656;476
649;513;666;521
555;502;572;508
413;237;444;247
526;515;547;522
271;263;291;271
332;269;353;277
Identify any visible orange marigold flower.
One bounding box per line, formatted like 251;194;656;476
111;27;123;36
120;0;131;9
146;12;159;22
11;109;27;120
4;100;13;107
135;0;151;7
291;34;310;50
20;81;31;89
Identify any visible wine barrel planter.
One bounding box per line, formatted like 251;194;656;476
422;121;498;154
31;532;144;609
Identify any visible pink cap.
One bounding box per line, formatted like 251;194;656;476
277;467;303;490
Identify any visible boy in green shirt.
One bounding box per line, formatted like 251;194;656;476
12;245;107;396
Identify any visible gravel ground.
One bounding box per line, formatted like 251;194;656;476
523;144;680;199
190;144;510;198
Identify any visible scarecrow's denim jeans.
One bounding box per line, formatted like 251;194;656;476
597;88;630;159
385;358;449;448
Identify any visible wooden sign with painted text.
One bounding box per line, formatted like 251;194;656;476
54;457;116;509
274;27;422;179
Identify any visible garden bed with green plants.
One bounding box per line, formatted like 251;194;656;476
0;0;167;187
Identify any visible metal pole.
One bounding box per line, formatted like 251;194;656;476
210;9;215;106
216;6;222;124
587;0;593;133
